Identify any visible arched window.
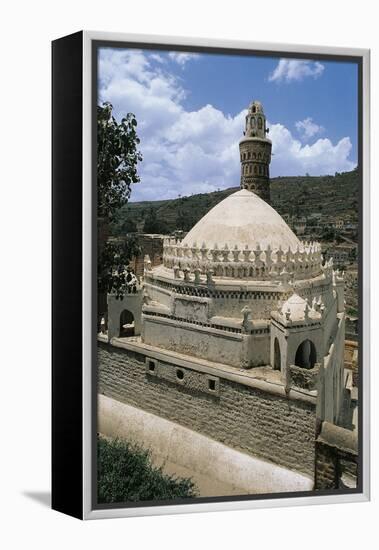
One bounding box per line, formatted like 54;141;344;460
119;309;135;337
274;338;281;370
258;152;262;160
254;165;258;175
252;106;256;113
295;339;317;369
252;153;256;160
258;117;263;129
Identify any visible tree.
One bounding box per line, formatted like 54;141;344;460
97;237;141;299
110;214;138;236
97;102;142;219
321;227;336;242
143;207;170;234
97;102;142;303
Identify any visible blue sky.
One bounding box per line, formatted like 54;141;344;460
98;47;358;202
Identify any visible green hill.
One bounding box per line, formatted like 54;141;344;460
111;168;359;236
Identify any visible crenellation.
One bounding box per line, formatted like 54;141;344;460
162;238;324;281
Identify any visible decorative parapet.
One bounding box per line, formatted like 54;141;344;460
161;238;325;282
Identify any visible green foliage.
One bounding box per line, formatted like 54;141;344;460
97;237;141;298
115;169;359;238
321;227;337;242
97;102;142;219
97;102;142;300
271;168;359;222
97;436;198;504
346;306;358;317
143;207;171;234
110;216;137;235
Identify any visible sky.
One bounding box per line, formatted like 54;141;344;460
98;47;358;202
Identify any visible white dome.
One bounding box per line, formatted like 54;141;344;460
182;189;300;251
281;293;321;322
281;293;308;321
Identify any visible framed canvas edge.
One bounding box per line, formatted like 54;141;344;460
81;30;371;520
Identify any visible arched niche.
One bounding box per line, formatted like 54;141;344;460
119;309;135;337
295;339;317;369
274;338;281;370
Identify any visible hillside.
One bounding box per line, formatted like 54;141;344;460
111;168;359;236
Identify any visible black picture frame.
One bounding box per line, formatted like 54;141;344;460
52;31;370;520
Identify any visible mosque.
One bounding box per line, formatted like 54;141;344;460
99;101;358;496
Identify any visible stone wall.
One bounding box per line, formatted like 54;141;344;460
98;342;317;477
143;314;246;367
146;278;289;321
99;395;313;496
129;234;165;277
322;314;346;424
315;421;358;490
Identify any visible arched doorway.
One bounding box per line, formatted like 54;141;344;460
274;338;281;370
119;309;135;337
295;339;317;369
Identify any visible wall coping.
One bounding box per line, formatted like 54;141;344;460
318;421;358;455
103;336;317;406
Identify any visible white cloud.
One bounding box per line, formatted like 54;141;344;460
295;117;324;139
149;53;166;64
98;48;355;202
168;51;200;67
269;123;355;176
269;59;324;83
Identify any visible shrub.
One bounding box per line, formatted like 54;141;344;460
97;436;198;504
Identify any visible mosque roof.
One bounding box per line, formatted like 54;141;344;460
181;189;300;252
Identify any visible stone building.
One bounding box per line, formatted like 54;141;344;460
128;233;166;278
99;100;357;495
324;243;357;268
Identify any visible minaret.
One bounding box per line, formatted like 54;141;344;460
239;100;272;203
